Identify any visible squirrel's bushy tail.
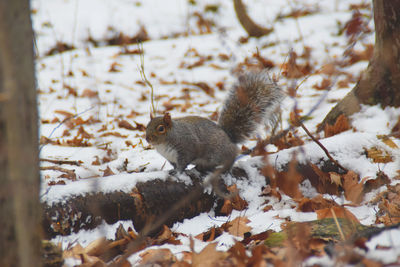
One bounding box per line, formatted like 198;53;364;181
218;70;284;144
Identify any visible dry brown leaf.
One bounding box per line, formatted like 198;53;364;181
162;100;181;111
154;225;182;245
364;171;390;193
102;166;115;177
316;206;360;223
118;120;136;130
313;78;332;90
84;237;111;256
374;184;400;225
366;147;393;163
347;44;374;64
192;243;229;267
91;156;101;166
342;171;364;204
224;216;252;238
324;114;351;138
195;227;222;242
63;243;85;259
378;135;398;149
344;10;367;37
54;109;74;118
308;164;340;195
228;184;248;211
81;89;98;98
187;81;215;97
140;248;177;265
271;130;304;150
297;195;337;212
319;63;337;75
219;199;234;216
100;132;127;138
276;158;304;199
241;230;271;246
228;242;249;265
281;51;312;78
330;172;342;187
260;184;282;202
360;258;384;267
276;159;304;199
109;62;122;72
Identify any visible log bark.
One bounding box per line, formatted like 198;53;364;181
42;168;250;238
233;0;273;37
320;0;400;129
42;171;226;239
0;0;42;266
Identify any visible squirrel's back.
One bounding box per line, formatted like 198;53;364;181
218;71;284;144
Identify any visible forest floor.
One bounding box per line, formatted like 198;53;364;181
33;0;400;266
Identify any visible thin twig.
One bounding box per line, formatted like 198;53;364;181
39;106;94;153
330;208;346;242
138;42;156;116
298;119;348;172
40;158;82;166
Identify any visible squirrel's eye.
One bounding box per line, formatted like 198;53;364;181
157;125;165;133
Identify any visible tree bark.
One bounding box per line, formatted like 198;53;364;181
0;0;42;266
233;0;273;37
320;0;400;129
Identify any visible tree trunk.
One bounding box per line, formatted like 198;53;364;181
320;0;400;129
0;0;42;266
233;0;273;37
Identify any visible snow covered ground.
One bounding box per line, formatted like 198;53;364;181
33;0;400;265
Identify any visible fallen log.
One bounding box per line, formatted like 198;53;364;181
42;168;248;239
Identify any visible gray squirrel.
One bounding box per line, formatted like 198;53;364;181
145;70;284;173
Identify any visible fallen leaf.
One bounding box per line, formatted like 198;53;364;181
330;172;342;187
102;166;114;177
81;89;98;98
224;216;252;238
297;195;337;212
316;206;359;223
308;164;340;195
365;147;393;163
118;120;136;130
378;135;398;149
192;243;229;267
313;78;332;90
324;114;351;138
276;158;304;199
342;171;364;204
84;237;111;256
364;171;390;193
140;248;177;265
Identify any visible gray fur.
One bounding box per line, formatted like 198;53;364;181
147;116;238;172
218;70;284;144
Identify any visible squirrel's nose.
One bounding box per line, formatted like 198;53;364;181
146;135;152;143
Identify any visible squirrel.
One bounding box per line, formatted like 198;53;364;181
145;70;284;173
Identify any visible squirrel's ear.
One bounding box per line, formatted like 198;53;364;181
163;112;172;128
150;112;154;120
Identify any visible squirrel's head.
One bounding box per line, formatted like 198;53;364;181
145;113;172;145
